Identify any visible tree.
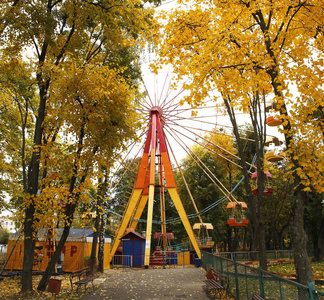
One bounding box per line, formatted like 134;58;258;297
0;228;9;244
222;90;269;269
36;63;143;291
109;158;141;216
0;0;156;293
89;167;109;275
304;190;324;261
263;163;292;250
154;0;324;284
0;56;36;214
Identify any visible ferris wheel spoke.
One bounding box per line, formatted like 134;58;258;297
168;112;257;137
168;125;235;200
109;151;143;195
165;133;204;224
160;88;187;110
168;119;241;160
169;114;219;127
135;107;149;113
170;122;253;144
165;112;254;168
164;125;228;195
166;105;218;116
137;101;151;113
164;121;245;170
109;136;146;195
162;102;182;117
157;71;173;107
164;125;234;201
141;80;155;108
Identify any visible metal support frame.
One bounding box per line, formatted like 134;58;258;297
109;107;201;265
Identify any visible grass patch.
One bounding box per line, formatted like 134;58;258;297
268;260;324;292
268;260;324;279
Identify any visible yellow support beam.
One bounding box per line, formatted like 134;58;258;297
160;190;167;250
168;187;201;259
144;184;155;266
144;144;156;266
130;194;149;230
108;188;143;263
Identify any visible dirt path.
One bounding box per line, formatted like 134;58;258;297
80;266;211;300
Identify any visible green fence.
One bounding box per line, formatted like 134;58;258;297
201;251;324;300
214;250;293;262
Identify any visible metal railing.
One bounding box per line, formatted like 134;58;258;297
214;250;294;262
110;255;132;268
201;251;324;300
111;251;194;268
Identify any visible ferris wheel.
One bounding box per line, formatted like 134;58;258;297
107;73;265;265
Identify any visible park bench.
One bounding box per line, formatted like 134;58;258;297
70;266;98;292
251;294;265;300
204;268;229;299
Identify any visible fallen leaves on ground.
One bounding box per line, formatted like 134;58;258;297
0;273;95;300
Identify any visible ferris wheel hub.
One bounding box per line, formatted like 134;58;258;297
150;106;163;116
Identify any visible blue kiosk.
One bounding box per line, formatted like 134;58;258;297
121;230;145;267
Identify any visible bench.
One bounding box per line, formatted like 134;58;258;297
251;294;264;300
70;267;98;292
204;268;229;299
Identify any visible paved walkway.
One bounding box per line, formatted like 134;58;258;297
80;266;211;300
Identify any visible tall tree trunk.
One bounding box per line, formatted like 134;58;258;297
98;211;107;273
90;170;107;275
266;231;271;250
96;167;109;273
264;33;315;284
90;206;100;275
223;97;267;270
257;217;267;269
291;186;314;285
22;85;48;292
318;217;324;261
227;227;232;252
255;169;267;270
233;228;239;252
249;218;256;251
22;205;36;292
243;226;247;251
278;231;283;250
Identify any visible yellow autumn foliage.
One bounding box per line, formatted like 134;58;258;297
154;0;324;193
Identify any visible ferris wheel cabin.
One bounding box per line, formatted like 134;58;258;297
226;202;249;227
192;223;215;250
251;171;274;196
264;136;285;162
265;102;283;126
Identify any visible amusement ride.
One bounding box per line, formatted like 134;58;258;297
106;75;284;267
1;76;285;276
